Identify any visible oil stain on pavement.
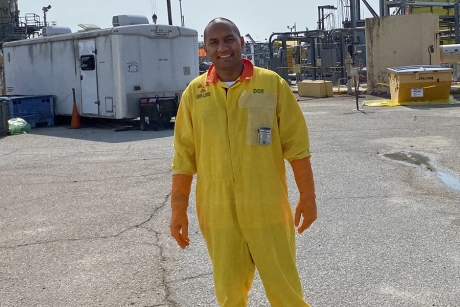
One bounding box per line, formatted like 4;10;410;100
383;151;460;192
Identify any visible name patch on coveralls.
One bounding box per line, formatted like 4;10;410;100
196;92;212;99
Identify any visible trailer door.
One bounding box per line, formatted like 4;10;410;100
79;40;99;115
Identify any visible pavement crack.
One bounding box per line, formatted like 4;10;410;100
0;149;21;158
153;231;180;307
0;193;172;250
324;195;390;200
132;192;170;230
170;272;213;283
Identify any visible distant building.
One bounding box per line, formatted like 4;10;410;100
0;0;46;47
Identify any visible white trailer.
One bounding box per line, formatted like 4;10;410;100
3;23;199;119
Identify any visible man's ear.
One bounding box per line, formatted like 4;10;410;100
240;36;245;47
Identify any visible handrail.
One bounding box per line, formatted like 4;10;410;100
268;30;328;57
0;13;45;42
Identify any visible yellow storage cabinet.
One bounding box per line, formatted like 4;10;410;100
387;65;453;103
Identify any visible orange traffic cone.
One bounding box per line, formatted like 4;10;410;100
70;102;81;129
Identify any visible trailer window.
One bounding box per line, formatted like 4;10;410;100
80;55;95;70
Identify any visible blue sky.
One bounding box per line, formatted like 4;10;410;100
17;0;380;42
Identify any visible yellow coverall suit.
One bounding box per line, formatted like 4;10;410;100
172;59;311;307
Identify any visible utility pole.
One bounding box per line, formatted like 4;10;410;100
287;23;296;32
167;0;173;25
179;0;184;27
42;5;51;27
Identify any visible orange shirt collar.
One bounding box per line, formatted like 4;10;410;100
206;58;254;84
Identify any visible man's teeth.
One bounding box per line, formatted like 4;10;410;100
220;54;231;58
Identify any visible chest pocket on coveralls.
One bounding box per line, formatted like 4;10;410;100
238;91;277;145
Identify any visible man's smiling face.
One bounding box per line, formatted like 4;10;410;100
203;21;244;74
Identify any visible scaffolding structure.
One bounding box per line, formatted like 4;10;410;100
0;0;47;46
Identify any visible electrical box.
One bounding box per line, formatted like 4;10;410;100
319;49;338;68
316;58;322;67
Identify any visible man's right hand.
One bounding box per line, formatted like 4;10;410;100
170;173;193;249
170;206;190;248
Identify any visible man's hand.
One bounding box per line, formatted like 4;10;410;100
170;173;193;249
290;157;317;233
170;206;190;248
294;197;317;234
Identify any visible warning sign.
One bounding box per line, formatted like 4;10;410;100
411;88;424;97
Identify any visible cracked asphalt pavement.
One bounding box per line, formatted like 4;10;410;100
1;93;460;306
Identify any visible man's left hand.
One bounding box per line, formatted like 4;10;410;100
294;197;317;233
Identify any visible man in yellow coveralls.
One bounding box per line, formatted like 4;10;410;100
170;17;317;307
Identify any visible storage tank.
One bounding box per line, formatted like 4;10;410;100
440;44;460;63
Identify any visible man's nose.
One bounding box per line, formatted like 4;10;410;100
217;41;227;50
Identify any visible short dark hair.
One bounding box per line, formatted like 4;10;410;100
203;18;241;42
